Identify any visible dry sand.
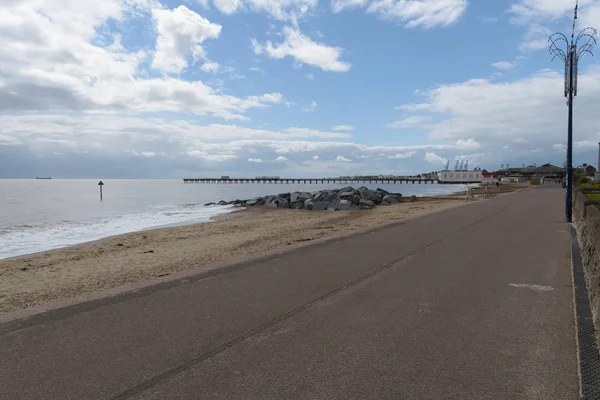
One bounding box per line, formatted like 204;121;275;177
0;184;526;315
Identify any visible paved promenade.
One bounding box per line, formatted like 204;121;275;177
0;186;578;399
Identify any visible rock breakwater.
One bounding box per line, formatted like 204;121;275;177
205;187;405;211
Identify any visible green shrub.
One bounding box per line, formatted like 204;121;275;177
574;171;591;186
580;183;600;189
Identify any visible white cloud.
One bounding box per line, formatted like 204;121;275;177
0;115;353;145
332;0;468;28
252;26;351;72
306;73;315;80
508;0;580;22
275;156;288;161
579;3;600;30
386;116;426;129
506;1;594;52
332;0;368;13
260;93;284;103
332;125;355;131
151;6;222;74
520;24;552;52
574;140;600;151
194;0;211;8
389;151;416;159
211;0;318;21
395;103;432;111
424;152;447;164
367;0;468;28
1;113;494;177
248;158;264;163
302;100;318;112
492;61;515;70
201;61;220;73
284;127;350;138
186;150;238;161
213;0;242;14
0;0;279;120
456;139;480;150
395;66;600;164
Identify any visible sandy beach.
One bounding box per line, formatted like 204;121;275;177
0;184;525;315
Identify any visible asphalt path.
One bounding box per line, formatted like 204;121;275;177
0;185;578;399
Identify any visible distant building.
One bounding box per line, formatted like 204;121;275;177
596;143;600;181
587;165;596;177
481;169;495;184
496;163;565;180
575;164;597;178
438;168;483;184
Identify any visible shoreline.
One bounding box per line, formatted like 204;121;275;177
0;187;466;263
0;205;239;263
0;184;526;316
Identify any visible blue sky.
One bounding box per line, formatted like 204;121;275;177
1;0;599;178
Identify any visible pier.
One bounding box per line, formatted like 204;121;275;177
183;177;439;184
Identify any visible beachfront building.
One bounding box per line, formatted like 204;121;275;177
438;168;483;184
597;143;600;181
481;170;495;184
575;164;597;178
496;164;565;182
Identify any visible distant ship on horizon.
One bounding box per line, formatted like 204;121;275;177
35;176;52;180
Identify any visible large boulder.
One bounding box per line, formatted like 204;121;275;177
204;202;216;206
359;198;376;210
265;195;289;208
278;193;291;201
358;187;382;204
245;197;263;206
291;191;311;203
339;189;357;199
314;190;337;203
376;188;390;197
217;200;228;206
327;196;354;211
304;198;314;210
382;194;399;204
292;199;305;209
312;201;330;211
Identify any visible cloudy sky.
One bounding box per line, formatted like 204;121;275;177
1;0;599;178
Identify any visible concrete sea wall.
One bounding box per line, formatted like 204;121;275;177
573;189;600;337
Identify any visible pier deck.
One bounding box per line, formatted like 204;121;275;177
183;177;449;184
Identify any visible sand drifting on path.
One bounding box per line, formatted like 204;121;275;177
0;199;465;314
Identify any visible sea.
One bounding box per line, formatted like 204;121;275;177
0;179;473;260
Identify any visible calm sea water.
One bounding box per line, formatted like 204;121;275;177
0;179;472;259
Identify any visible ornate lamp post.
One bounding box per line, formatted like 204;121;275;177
549;5;596;222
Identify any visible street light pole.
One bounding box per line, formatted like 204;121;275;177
549;7;596;222
566;47;574;222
